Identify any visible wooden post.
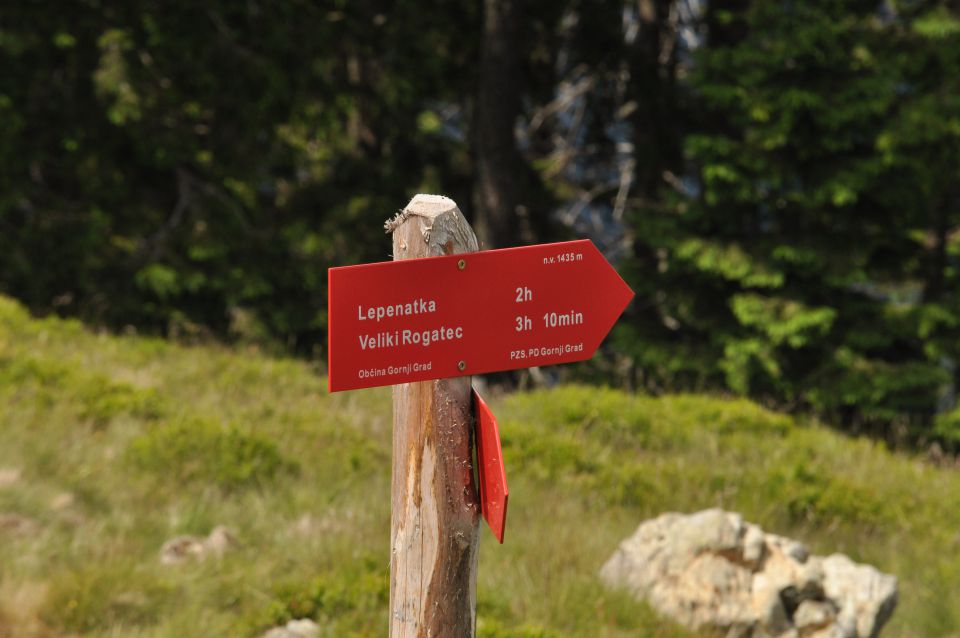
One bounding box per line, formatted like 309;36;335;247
385;194;481;637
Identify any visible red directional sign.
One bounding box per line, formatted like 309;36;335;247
327;239;634;392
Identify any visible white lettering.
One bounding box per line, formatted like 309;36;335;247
356;298;438;324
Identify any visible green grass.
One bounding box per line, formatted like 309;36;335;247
0;293;958;637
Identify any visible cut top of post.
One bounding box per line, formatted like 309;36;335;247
399;193;456;218
386;193;479;259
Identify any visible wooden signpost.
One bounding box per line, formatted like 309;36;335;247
327;194;633;637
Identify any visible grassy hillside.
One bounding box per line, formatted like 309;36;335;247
0;294;958;637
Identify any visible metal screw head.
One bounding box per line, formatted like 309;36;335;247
457;259;466;270
458;360;466;371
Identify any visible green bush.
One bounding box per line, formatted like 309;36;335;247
774;461;893;528
933;408;960;450
42;564;175;633
127;417;297;490
478;619;567;638
77;377;167;425
0;355;71;389
0;350;166;425
246;557;388;636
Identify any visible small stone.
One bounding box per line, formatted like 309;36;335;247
0;513;39;536
202;525;239;558
261;618;320;638
0;468;21;488
160;535;205;565
160;525;238;565
294;514;317;536
51;492;75;511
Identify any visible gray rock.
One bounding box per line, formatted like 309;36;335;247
0;467;21;488
601;509;897;637
203;525;239;558
160;525;239;565
820;555;898;638
160;535;204;564
50;492;75;511
0;513;39;536
261;618;320;638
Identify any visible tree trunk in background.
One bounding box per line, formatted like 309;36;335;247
474;0;526;249
629;0;680;200
626;0;682;390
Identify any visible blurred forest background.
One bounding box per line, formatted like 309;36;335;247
2;0;960;444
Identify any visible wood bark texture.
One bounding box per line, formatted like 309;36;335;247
387;194;480;638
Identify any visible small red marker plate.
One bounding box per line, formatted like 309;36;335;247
474;388;508;543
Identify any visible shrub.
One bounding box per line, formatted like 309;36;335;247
246;557;388;635
77;377;166;425
127;417;297;490
478;620;567;638
42;564;174;633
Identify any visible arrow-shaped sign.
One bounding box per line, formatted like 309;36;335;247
327;239;634;392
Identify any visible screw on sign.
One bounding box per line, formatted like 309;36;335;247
327;194;634;637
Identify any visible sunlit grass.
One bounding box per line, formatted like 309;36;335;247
0;294;957;636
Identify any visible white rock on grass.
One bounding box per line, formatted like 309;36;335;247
261;618;320;638
601;509;897;637
50;492;75;511
0;513;39;536
160;525;239;565
0;467;21;488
